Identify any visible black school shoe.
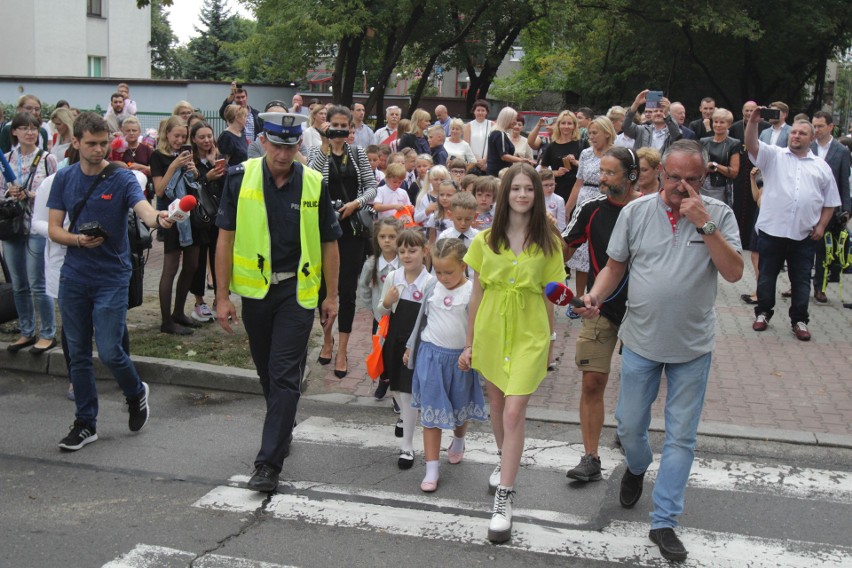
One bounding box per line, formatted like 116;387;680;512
649;528;688;562
247;464;279;492
619;467;645;508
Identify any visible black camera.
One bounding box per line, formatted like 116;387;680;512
79;221;109;240
331;199;344;218
324;129;349;139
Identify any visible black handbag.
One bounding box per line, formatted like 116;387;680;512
0;200;29;241
349;206;375;239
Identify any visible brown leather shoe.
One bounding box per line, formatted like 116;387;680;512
792;322;811;341
814;290;828;304
752;313;769;332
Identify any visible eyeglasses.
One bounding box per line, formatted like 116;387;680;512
661;167;704;188
15;126;39;133
450;169;466;175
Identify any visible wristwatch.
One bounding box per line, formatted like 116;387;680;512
697;220;717;235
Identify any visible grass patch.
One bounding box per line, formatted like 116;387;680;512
127;322;256;369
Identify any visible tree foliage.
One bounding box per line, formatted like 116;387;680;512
184;0;252;81
149;0;181;78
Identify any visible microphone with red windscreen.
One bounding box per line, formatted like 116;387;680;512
545;281;585;308
167;195;197;222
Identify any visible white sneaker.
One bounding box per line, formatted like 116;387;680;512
487;485;514;543
191;303;215;322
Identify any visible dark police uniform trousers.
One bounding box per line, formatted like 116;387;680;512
242;276;312;471
218;159;341;473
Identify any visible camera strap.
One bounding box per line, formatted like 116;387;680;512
68;163;119;232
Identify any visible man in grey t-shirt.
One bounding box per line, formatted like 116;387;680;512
575;140;743;562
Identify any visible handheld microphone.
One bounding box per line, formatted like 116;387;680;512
0;151;16;184
545;281;585;308
167;195;197;222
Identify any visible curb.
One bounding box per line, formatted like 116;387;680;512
3;343;850;450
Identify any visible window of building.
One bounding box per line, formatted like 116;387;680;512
88;56;104;78
87;0;103;17
510;46;524;61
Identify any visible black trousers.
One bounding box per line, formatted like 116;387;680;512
318;234;365;334
242;278;313;472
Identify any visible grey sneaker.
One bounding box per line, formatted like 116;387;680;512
566;453;602;482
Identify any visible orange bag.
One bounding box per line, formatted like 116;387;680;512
394;205;418;228
365;314;390;380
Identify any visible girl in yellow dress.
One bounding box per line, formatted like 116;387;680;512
460;163;566;544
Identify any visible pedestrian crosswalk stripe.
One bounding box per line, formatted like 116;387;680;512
102;543;297;568
293;417;852;505
225;475;590;526
193;485;852;567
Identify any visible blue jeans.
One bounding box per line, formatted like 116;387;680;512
616;346;712;530
4;235;56;339
59;277;144;429
755;231;816;325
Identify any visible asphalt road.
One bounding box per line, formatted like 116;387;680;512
1;372;850;568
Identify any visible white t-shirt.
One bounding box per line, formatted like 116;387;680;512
374;185;411;218
421;280;472;349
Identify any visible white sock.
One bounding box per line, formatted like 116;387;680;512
399;392;417;453
449;435;465;454
423;460;440;482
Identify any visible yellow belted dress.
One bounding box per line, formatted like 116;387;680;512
464;230;567;395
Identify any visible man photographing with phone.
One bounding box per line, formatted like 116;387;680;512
219;81;264;142
47;112;174;452
622;89;682;153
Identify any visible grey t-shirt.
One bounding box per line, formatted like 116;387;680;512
606;193;741;363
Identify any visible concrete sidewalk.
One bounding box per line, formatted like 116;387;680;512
10;239;850;447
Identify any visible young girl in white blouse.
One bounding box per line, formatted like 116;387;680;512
404;238;487;492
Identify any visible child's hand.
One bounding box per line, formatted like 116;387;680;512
458;347;472;370
396;203;406;211
403;349;410;366
425;202;438;214
383;285;400;308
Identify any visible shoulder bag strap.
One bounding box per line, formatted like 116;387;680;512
68;163;119;231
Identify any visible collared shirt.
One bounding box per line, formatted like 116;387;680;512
244;109;256;142
437;226;479;243
378;255;399;273
392;266;431;301
751;141;840;240
606;193;741;362
353;123;375;147
375;126;396;145
816;137;832;159
651;126;668;151
435;117;452;137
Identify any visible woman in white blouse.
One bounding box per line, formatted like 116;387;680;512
463;99;492;173
509;116;533;161
443;118;475;170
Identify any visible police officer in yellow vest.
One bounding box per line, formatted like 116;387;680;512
215;112;342;492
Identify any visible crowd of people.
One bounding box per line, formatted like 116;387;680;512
1;82;850;564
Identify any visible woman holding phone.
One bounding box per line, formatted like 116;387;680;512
151;116;201;335
189;120;225;323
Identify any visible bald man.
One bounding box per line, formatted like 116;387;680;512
670;102;695;140
434;105;451;137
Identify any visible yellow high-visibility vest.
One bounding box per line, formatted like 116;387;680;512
231;158;322;308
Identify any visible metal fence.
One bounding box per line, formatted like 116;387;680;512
135;110;226;137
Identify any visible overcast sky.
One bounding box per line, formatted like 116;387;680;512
166;0;255;45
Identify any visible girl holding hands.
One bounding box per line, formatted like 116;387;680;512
459;163;566;544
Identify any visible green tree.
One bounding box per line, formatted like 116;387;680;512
184;0;248;81
149;0;181;78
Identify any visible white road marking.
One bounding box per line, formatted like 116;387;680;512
193;486;852;567
293;416;624;478
293;417;852;504
224;475;589;526
102;543;296;568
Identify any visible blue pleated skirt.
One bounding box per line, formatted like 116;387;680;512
412;341;488;429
